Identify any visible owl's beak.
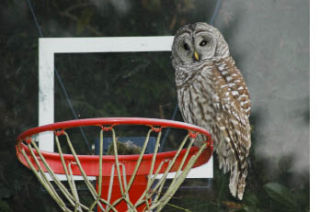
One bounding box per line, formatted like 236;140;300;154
193;51;200;61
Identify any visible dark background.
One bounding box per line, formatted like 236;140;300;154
0;0;309;211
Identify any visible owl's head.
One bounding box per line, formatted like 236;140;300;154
172;22;229;67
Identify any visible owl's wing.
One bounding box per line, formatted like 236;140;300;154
211;59;251;200
216;56;251;117
213;101;251;200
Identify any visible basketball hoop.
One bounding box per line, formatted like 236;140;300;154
16;117;213;212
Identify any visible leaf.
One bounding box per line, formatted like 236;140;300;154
243;192;259;206
76;8;93;34
243;205;262;212
263;182;297;209
0;200;11;212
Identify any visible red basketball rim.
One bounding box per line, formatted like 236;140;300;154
16;117;214;176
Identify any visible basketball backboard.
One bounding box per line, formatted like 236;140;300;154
38;36;213;179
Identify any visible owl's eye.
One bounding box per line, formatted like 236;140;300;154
183;43;190;51
200;40;207;46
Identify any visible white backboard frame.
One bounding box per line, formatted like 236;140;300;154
38;36;213;179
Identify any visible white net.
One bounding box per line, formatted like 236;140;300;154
16;119;212;212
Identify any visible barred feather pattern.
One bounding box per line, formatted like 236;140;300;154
175;56;251;200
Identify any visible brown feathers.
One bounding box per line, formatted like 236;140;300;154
172;23;251;200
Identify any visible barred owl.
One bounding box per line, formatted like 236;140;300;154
172;22;251;200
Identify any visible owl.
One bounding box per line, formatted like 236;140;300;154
171;22;251;200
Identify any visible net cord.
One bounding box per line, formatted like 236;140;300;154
19;125;208;211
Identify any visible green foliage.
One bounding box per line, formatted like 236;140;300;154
0;200;12;212
262;182;309;212
264;182;297;210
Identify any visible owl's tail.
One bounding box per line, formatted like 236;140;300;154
229;161;248;200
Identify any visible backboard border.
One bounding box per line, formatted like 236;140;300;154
38;36;213;178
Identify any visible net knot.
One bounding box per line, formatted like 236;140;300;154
55;130;65;136
101;126;113;132
151;126;162;133
25;138;32;144
188;131;198;139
